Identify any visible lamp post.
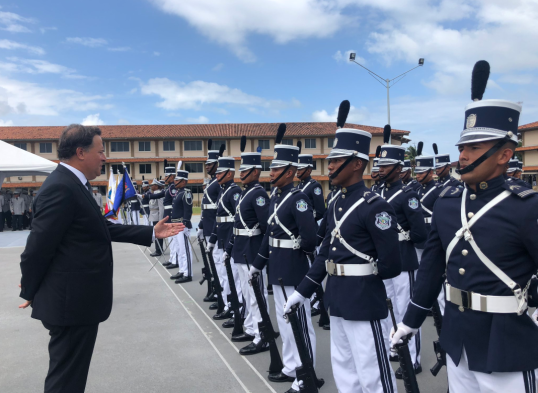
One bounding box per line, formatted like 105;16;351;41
349;53;424;142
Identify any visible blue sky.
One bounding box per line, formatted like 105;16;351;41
1;0;538;159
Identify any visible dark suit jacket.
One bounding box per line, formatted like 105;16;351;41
20;164;153;326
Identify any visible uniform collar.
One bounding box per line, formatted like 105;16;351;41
439;175;450;184
384;179;402;190
277;182;295;195
470;175;506;195
300;176;312;184
243;181;259;189
340;180;366;195
422;179;436;189
221;179;234;189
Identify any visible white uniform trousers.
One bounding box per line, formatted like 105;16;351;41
382;279;398;356
448;349;537;393
174;228;193;277
219;254;243;307
274;285;316;392
130;210;140;225
208;238;228;308
238;264;268;344
330;316;397;393
168;232;179;264
437;286;446;315
143;214;150;226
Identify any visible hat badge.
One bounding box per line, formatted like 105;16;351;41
274;152;278;159
381;150;387;158
466;113;477;128
416;161;421;166
334;137;338;145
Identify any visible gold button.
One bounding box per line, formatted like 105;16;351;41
216;225;219;228
459;268;465;275
339;208;342;211
470;194;476;200
462;249;468;256
467;212;474;219
332;247;336;251
272;222;275;225
269;251;272;254
458;306;464;312
271;232;273;235
342;195;345;199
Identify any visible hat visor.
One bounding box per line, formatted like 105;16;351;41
377;159;402;166
327;148;369;161
270;160;297;169
215;167;235;173
297;164;311;169
456;128;518;146
414;167;432;173
239;165;261;171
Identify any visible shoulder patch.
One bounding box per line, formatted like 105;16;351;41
233;193;240;201
503;183;537;199
363;191;380;204
439;186;463;198
314;187;322;195
296;199;308;212
408;197;419;209
375;212;392;230
256;196;266;206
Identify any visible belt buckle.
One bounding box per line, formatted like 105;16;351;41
460;290;471;309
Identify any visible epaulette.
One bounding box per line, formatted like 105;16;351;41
253;184;263;189
503;183;537;199
439;186;462;198
436;183;444;189
363;191;379;203
402;185;413;193
291;188;301;194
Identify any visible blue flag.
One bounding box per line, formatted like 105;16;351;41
106;166;137;218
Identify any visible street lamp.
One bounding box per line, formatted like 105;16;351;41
349;53;424;141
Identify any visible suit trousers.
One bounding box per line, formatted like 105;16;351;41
42;322;99;393
12;214;23;230
152;221;163;253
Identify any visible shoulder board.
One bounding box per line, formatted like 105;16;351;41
503;182;537;199
253;184;263;189
439;186;463;198
363;191;379;203
436;183;444;188
402;185;413;193
291;188;301;194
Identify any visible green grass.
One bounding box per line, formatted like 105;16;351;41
193;206;201;215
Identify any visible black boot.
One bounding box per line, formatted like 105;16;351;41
239;341;270;355
209;302;218;310
213;308;233;320
170;272;184;280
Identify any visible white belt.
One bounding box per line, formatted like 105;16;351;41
142;204;149;208
269;237;296;249
216;216;234;223
446;283;524;314
398;231;411;241
326;261;376;276
233;228;262;236
203;204;217;209
164;205;173;209
424;217;432;224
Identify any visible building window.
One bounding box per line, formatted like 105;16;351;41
139;164;152;174
185;163;204;173
212;140;226;152
258;140;270;150
305;138;316;149
184;140;202;151
101;165;106;175
163;141;175;151
111;141;130;152
328;137;335;148
189;185;203;194
139;141;151;152
40;142;52;153
14;142;27;151
111;164;130;174
260;182;272;191
281;139;293;146
261;161;271;171
312;161;317;170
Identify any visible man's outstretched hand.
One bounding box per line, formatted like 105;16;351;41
154;216;185;239
18;284;32;309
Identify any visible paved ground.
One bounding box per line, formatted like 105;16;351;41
1;231;448;392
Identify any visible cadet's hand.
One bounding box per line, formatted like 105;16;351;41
283;291;306;314
206;243;215;253
197;228;204;241
248;265;261;280
390;322;418;347
532;310;538;326
222;251;229;261
18;284;32;309
154;216;184;239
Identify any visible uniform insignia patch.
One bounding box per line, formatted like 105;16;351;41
314;187;321;195
334;137;338;146
381;150;387;157
233;193;240;201
171;189;177;194
416;161;421;167
375;212;392;230
466;113;477;128
408;198;419;209
274;152;278;159
296;199;308;212
256;196;265;206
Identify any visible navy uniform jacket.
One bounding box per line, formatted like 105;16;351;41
438;175;463;189
380;179;428;271
199;177;220;237
404;179;422;192
209;180;241;249
129;199;140;211
417;179;444;236
148;183;176;222
507;176;531;189
225;182;269;264
404;175;538;373
296;181;401;321
252;183;317;286
171;187;193;229
141;192;150;215
317;187;340;246
371;181;383;193
297;176;326;221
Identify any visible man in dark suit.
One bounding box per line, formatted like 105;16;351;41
18;124;184;393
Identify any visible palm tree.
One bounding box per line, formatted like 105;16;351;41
405;144;418;166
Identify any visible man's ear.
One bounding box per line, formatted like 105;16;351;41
499;147;514;166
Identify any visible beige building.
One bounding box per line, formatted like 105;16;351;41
0;123;411;203
518;121;538;186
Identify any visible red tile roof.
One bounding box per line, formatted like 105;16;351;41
516;145;538;152
0;122;409;141
519;121;538;131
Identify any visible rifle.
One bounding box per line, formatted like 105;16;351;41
430;300;447;378
223;254;244;337
305;252;330;328
198;239;214;300
204;240;225;314
244;254;283;374
387;298;420;393
279;278;324;392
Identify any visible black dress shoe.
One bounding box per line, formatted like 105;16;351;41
231;333;254;342
213;308;233;320
311;308;321;317
162;262;172;267
322;324;330;330
268;372;294;383
284;389;299;393
395;364;422;379
209;302;218;310
239;341;270;355
175;276;192;284
222;318;235;328
166;264;179;270
150;252;161;257
170;272;184;280
203;292;216;302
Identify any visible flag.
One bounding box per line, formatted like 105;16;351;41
107;165;137;218
104;171;117;218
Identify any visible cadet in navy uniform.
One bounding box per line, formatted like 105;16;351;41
317;184;341;247
377;125;428;377
393;61;538;392
148;179;165;256
400;159;421;191
198;142;222;245
129;181;141;225
370;157;382;192
284;123;401;393
249;124;318;393
170;169;194;283
208;156;243;320
507;159;531;189
225;137;271;353
296;153;326;222
140;180;151;226
434;146;463;189
516;161;532;188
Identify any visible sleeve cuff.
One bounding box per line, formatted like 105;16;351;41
297;275;319;299
402;301;430;329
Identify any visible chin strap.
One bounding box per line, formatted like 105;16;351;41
219;169;230;184
418;169;432;184
240;167;256;183
379;165;400;181
329;155;355;180
270;164;291;184
457;136;512;175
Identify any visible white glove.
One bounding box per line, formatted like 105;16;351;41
197;228;204;241
248;265;261;280
206;243;215;253
390;322;418;348
222;251;229;261
283;291;306;314
532;309;538;326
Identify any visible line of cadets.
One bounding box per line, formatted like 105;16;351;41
130;60;537;393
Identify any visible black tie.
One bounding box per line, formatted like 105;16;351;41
86;181;92;193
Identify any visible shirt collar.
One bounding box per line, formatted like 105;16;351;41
340;180;365;195
385;179;402;189
60;162;88;185
469;175;507;195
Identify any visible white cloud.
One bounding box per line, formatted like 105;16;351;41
0;39;45;55
81;113;105;125
312;104;371;124
186;115;209;124
108;46;131;52
140;77;295;111
153;51;160;56
0;119;14;126
66;37;108;47
150;0;347;62
0;57;86;79
212;63;224;71
333;50;364;64
40;26;57;34
0;9;34;33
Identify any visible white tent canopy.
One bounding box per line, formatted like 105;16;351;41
0;140;57;189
